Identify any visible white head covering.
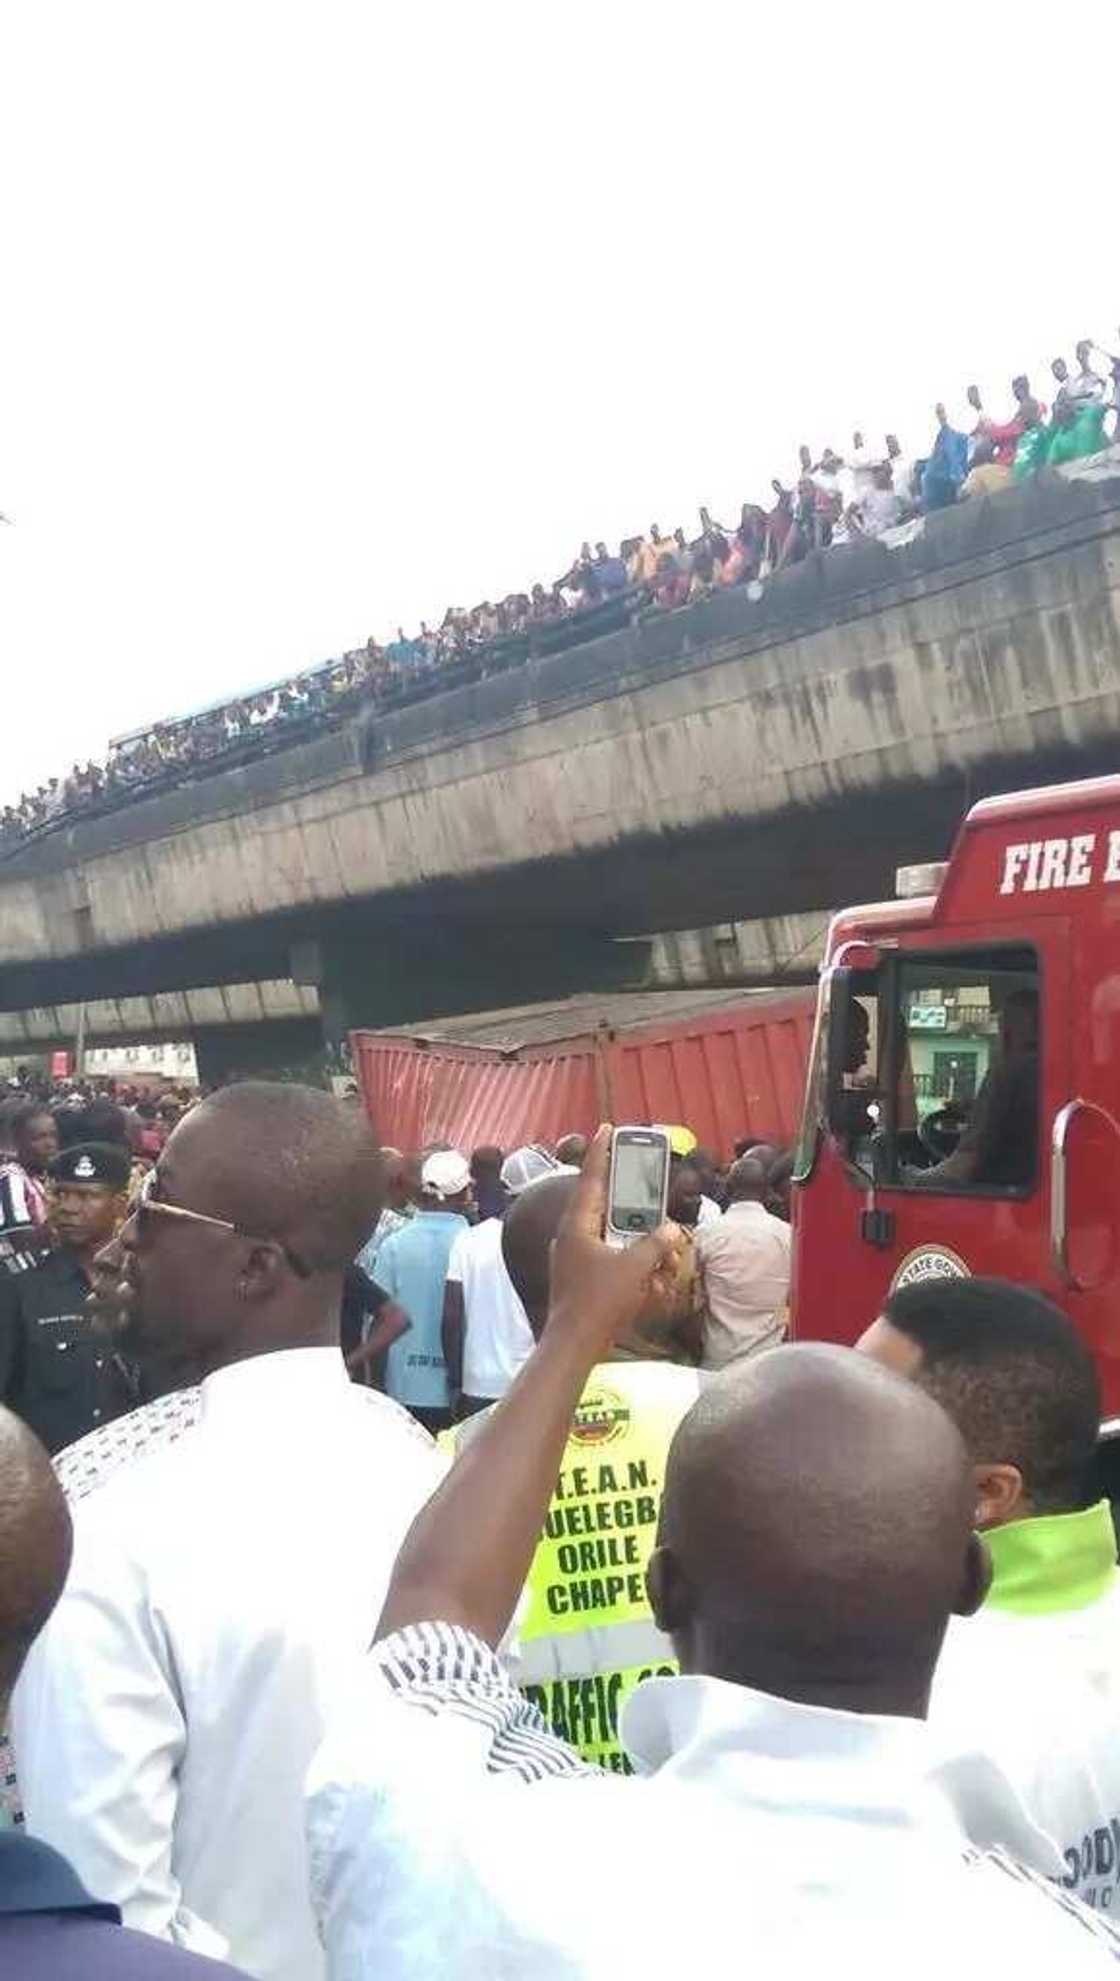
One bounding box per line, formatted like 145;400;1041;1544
420;1150;471;1201
500;1146;566;1196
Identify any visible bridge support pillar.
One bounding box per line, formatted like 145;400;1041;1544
296;926;653;1064
190;1016;328;1089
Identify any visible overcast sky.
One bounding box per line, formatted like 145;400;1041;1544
1;1;1118;806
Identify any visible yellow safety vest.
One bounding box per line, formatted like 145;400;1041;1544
444;1359;703;1769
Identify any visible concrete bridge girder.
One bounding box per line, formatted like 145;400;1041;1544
0;912;831;1076
641;910;830;989
0;981;320;1053
2;467;1120;1029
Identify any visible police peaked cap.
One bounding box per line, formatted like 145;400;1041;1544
48;1142;132;1191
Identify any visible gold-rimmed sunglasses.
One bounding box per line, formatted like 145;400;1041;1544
135;1166;312;1278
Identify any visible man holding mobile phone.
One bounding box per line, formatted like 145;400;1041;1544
437;1135;703;1768
308;1128;1120;1979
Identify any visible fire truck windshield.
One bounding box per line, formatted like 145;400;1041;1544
801;947;1039;1198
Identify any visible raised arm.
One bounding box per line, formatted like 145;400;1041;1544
376;1126;683;1648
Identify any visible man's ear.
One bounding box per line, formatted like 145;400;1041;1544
646;1546;690;1636
973;1461;1025;1531
240;1242;288;1301
953;1532;993;1620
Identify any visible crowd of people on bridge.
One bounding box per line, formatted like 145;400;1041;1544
5;329;1120;856
0;1076;1119;1975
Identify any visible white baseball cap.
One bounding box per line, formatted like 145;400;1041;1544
500;1146;568;1196
420;1149;472;1200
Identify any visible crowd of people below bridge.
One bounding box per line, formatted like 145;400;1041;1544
5;330;1120;853
0;1083;1119;1977
0;1087;796;1435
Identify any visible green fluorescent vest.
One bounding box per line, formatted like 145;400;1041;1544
985;1499;1118;1617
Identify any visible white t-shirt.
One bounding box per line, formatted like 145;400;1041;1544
812;464;851;510
888;453;916;503
11;1349;445;1981
860;486;905;538
931;1531;1120;1914
1068;368;1106;409
308;1622;1120;1980
446;1218;534;1401
848;439;880;493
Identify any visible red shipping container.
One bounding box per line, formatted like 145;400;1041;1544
351;987;814;1161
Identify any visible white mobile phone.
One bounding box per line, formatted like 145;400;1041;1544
605;1126;671;1250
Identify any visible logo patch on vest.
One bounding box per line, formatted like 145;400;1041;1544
570;1382;630;1447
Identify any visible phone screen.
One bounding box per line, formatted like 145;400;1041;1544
611;1139;667;1232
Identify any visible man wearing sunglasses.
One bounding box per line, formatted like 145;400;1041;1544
11;1081;445;1981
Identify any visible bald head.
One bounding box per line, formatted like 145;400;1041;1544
0;1409;72;1711
726;1156;767;1204
105;1081;389;1386
502;1169;694;1363
502;1174;578;1338
165;1081;383;1271
650;1344;986;1717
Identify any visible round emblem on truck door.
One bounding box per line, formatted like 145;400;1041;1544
890;1244;970;1292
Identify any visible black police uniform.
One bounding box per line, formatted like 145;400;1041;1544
0;1246;136;1454
0;1227;50;1278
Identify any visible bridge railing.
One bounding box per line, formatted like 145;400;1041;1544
8;440;1120;860
0;588;647;859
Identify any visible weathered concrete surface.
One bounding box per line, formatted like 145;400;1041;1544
643;911;829;988
0;980;319;1051
0;912;825;1056
4;466;1120;1015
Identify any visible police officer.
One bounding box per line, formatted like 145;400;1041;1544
0;1143;136;1454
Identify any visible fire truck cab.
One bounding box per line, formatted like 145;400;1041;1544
791;772;1120;1450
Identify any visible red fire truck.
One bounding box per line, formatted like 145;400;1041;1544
791;770;1120;1453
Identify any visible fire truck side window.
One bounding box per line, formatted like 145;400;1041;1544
885;954;1039;1194
796;973;882;1183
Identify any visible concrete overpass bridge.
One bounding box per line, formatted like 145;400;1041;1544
0;914;832;1083
4;463;1120;1076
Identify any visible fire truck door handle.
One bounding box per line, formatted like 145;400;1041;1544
1051;1099;1120;1288
1051;1101;1079;1284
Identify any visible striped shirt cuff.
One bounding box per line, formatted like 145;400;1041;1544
375;1622;596;1783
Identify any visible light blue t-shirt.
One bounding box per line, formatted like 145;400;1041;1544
376;1211;468;1410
